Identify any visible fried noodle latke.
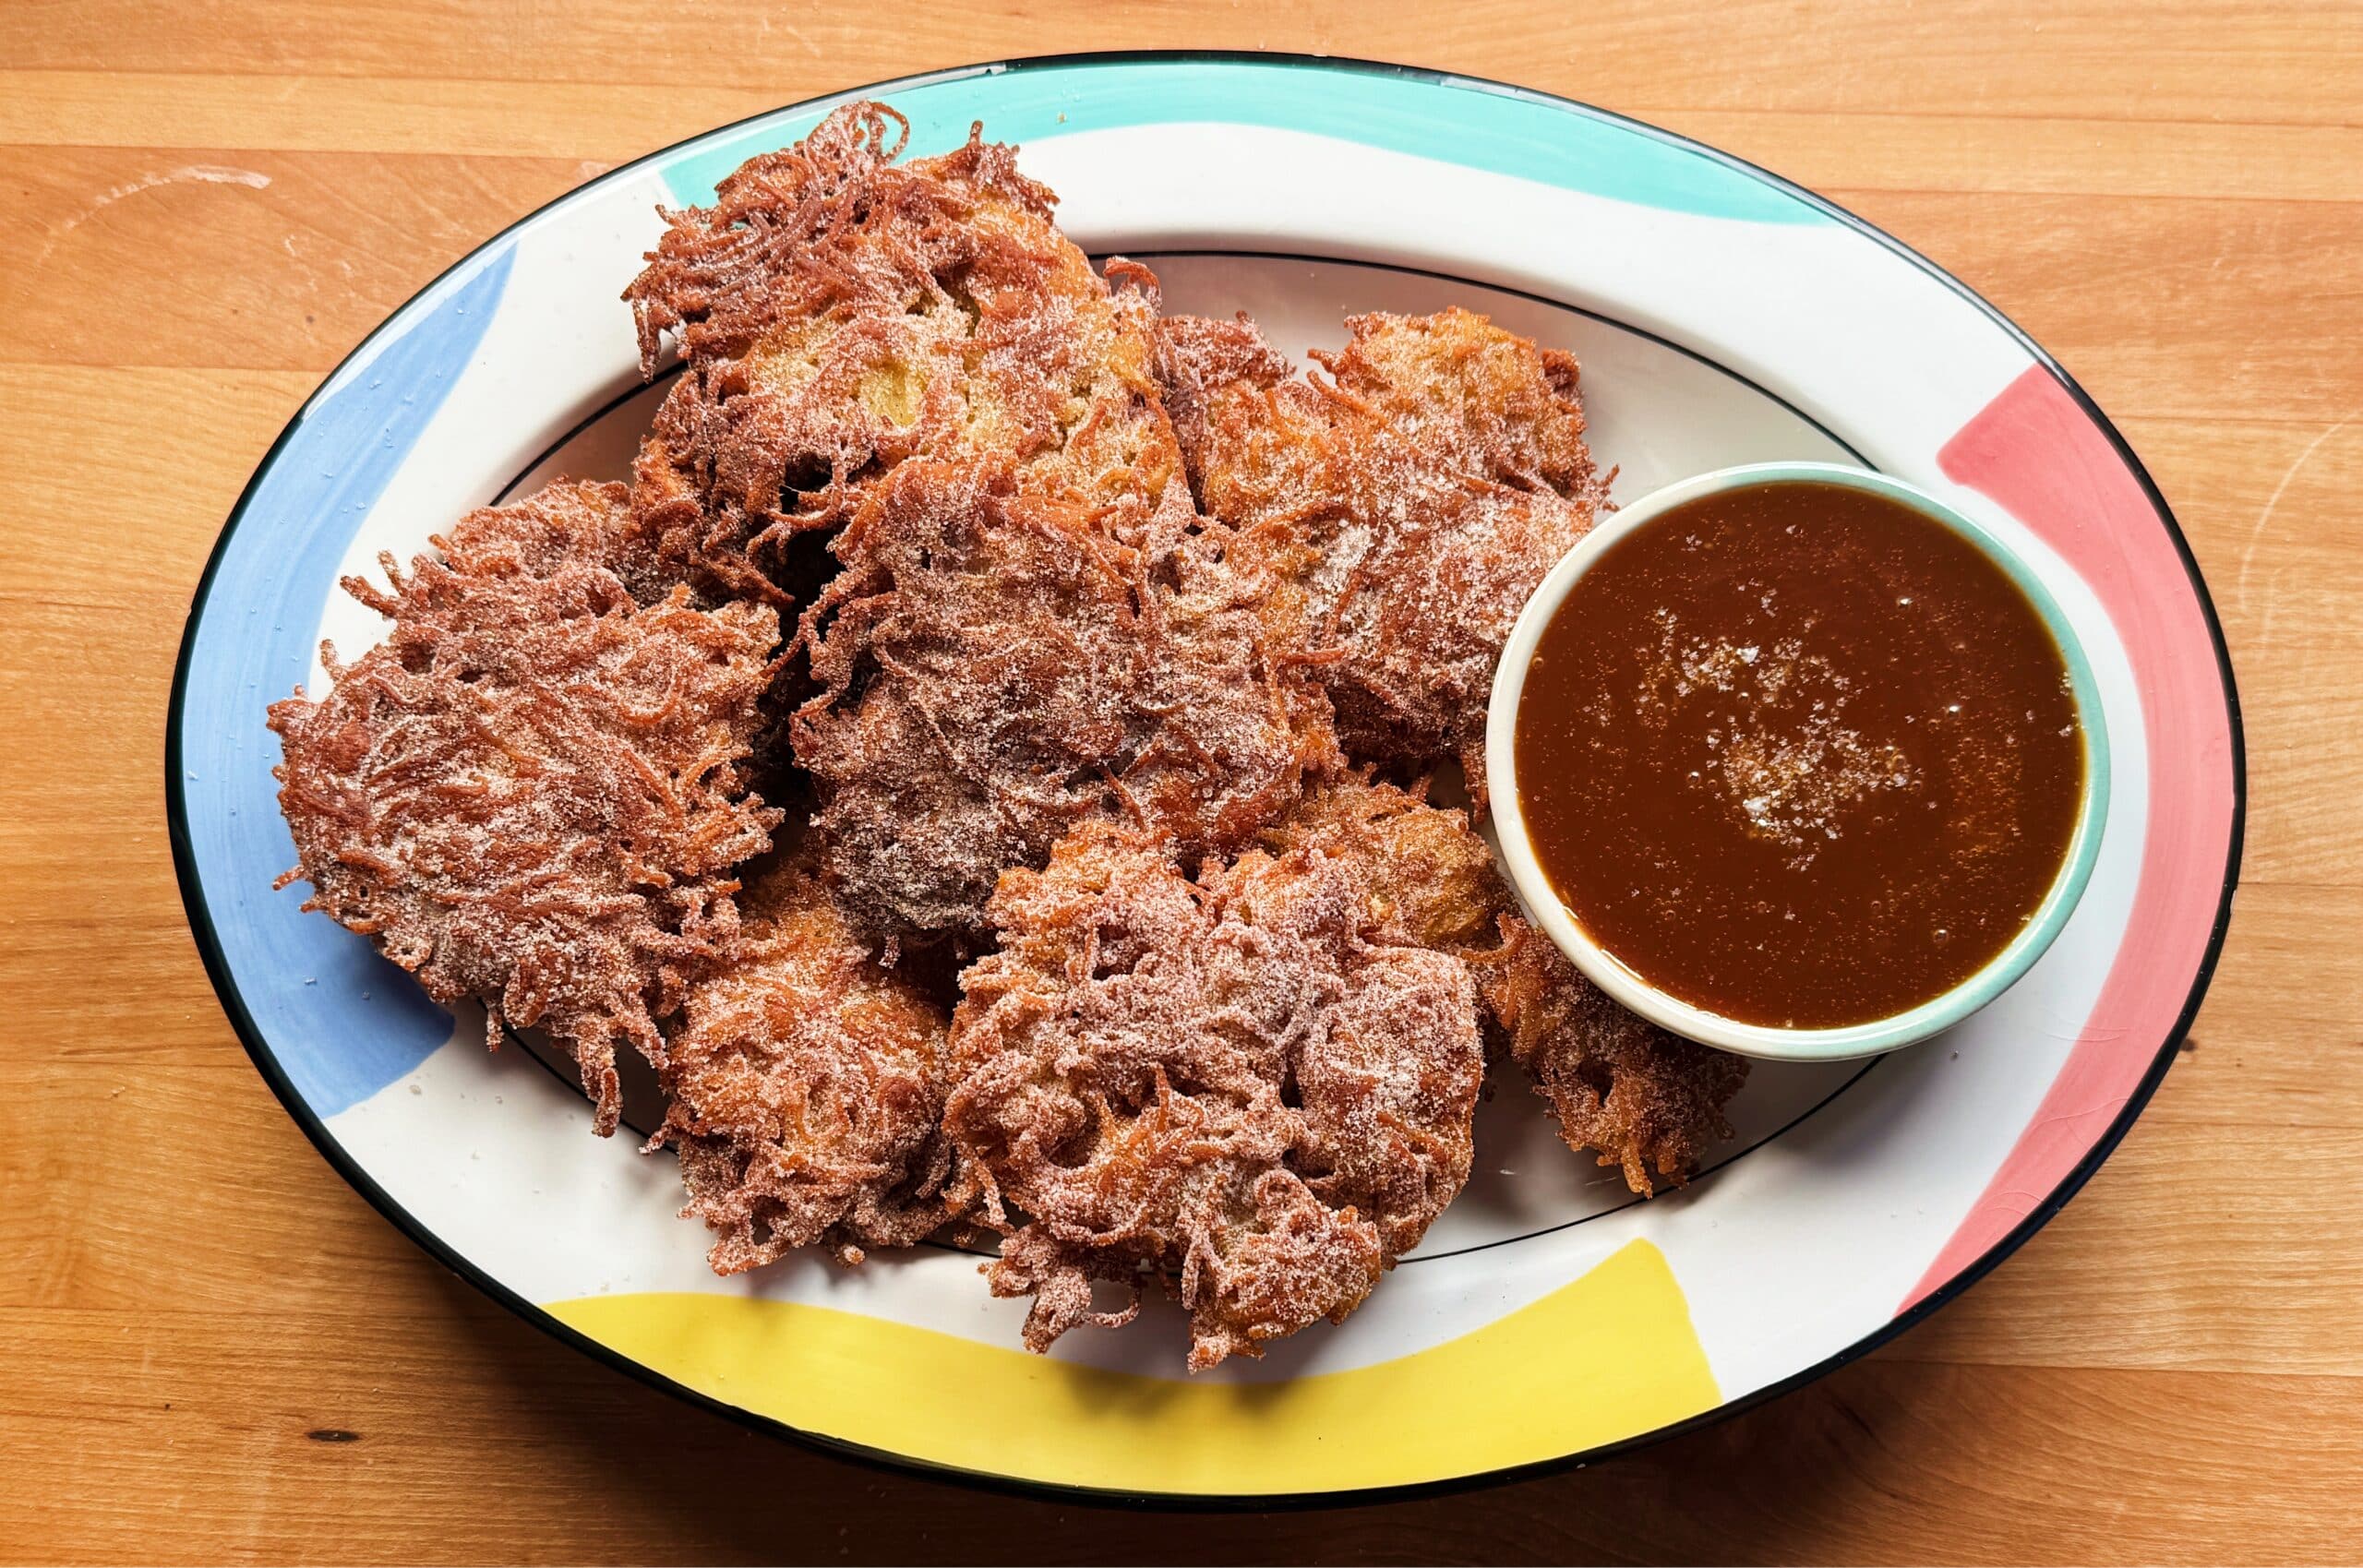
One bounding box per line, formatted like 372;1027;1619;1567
651;866;976;1270
268;481;783;1133
625;102;1181;606
1155;306;1610;804
944;821;1482;1370
793;460;1337;946
1261;774;1748;1193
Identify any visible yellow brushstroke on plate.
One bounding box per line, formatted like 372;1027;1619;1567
546;1239;1715;1494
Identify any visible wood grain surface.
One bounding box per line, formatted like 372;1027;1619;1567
2;2;2357;1562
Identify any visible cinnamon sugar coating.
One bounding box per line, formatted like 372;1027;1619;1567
268;481;782;1133
1262;775;1747;1194
652;867;975;1271
945;822;1481;1371
624;102;1180;606
1155;307;1610;804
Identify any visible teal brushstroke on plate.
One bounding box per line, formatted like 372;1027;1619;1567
657;60;1826;226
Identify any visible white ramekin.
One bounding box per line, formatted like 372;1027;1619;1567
1484;461;2110;1062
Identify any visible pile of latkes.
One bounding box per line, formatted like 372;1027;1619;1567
269;102;1748;1371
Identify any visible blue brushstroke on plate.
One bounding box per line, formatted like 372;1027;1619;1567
177;251;514;1118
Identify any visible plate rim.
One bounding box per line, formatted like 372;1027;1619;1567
163;47;2246;1510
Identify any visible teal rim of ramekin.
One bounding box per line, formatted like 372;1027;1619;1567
1485;460;2113;1063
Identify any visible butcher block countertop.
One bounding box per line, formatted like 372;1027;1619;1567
2;1;2357;1561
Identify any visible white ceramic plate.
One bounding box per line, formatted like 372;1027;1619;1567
169;54;2241;1503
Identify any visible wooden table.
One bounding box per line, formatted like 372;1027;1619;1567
4;2;2357;1562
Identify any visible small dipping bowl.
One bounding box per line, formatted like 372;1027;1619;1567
1485;461;2110;1062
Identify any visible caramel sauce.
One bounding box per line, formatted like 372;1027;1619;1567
1513;480;2083;1028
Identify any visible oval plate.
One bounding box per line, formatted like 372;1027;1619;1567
168;53;2242;1505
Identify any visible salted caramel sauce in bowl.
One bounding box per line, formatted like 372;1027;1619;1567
1486;461;2110;1062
